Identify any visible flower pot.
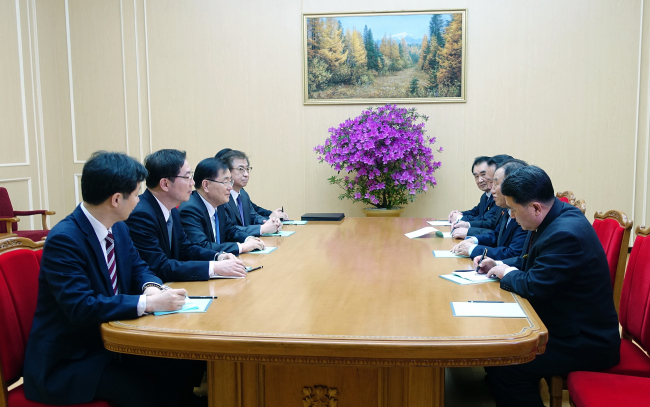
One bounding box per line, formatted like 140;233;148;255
363;207;404;218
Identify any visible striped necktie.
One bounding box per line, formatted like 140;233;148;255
105;232;118;295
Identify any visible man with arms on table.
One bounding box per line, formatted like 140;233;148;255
125;149;246;281
179;156;266;254
23;152;200;407
217;149;283;236
476;166;620;407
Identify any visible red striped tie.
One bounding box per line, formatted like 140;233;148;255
106;232;118;295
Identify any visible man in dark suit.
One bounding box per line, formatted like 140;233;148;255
450;160;528;260
216;149;283;236
125;149;246;281
178;157;266;254
475;166;620;407
23;152;199;407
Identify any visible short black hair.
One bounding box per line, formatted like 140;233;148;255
498;159;529;177
144;149;186;189
501;166;555;205
194;157;229;188
471;156;492;173
218;149;249;169
491;154;514;167
81;151;147;205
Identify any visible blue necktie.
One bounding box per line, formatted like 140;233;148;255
213;212;221;244
236;195;246;226
166;216;173;250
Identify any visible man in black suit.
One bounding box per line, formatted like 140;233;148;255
178;157;265;254
475;166;620;407
125;149;247;281
24;152;198;407
450;160;528;260
216;149;283;236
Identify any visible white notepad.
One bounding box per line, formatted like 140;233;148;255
405;227;438;239
153;298;213;316
282;220;308;225
452;271;499;282
432;250;469;258
427;220;452;226
261;231;296;237
440;274;485;285
450;302;526;318
248;247;277;254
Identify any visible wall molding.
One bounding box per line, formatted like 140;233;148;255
119;0;130;155
73;173;82;205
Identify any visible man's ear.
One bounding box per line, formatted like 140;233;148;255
110;192;121;208
532;202;543;215
159;177;170;192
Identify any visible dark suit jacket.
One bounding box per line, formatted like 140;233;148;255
23;205;162;405
125;189;217;282
178;191;250;254
223;189;265;236
468;209;527;260
500;199;620;371
461;193;498;227
251;200;272;218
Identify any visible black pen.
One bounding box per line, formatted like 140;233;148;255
475;248;488;274
188;296;215;299
467;301;504;303
246;266;263;273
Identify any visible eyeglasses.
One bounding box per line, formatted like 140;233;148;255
207;178;234;187
231;166;252;174
169;171;194;181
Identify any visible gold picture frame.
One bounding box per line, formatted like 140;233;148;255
303;10;467;105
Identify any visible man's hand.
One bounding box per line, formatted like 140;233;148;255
260;218;281;234
448;210;462;223
451;240;473;257
241;237;265;253
473;256;496;274
144;288;187;313
270;208;288;220
488;264;510;279
217;252;237;261
451;227;468;239
213;258;247;277
452;221;470;230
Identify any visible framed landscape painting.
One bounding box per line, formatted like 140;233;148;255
303;10;466;105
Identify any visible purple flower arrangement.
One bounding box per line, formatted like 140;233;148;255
314;104;442;209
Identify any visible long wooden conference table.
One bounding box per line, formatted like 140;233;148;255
101;217;547;407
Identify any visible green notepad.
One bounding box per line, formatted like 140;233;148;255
249;246;277;254
261;231;296;237
153;298;213;316
432;250;469;258
282;220;308;225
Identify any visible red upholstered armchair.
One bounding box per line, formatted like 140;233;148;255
556;190;587;214
0;237;112;407
567;372;650;407
0;187;55;241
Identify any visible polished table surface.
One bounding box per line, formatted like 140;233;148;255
101;217;547;406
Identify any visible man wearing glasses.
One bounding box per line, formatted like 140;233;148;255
125;149;247;282
178;157;266;254
216;149;284;236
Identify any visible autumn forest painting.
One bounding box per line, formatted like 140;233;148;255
304;11;465;104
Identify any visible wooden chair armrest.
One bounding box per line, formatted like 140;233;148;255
0;217;19;238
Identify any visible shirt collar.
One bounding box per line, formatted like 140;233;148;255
152;194;171;222
486;192;492;198
80;203;111;242
197;192;216;218
230;189;240;203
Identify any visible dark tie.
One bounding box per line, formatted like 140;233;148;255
105;232;118;295
213;212;221;244
497;213;508;246
166;216;173;250
236;195;246;226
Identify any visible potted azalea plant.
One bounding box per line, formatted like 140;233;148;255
314;104;442;217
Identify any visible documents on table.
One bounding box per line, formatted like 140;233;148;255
432;250;469;258
440;274;486;285
210;266;260;279
452;270;499;283
261;230;296;237
405;226;437;239
427;220;452;226
282;220;308;225
450;302;526;318
437;231;453;238
249;247;277;254
153;298;213;316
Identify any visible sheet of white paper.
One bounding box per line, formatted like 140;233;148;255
439;274;484;285
249;246;277;254
450;302;526;318
153;298;212;316
405;227;438;239
452;271;499;282
282;220;308;225
261;231;296;237
440;232;453;238
432;250;469;258
427;220;452;226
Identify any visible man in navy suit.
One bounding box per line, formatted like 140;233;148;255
23;152;198;407
216;149;283;236
450;160;528;260
476;166;620;407
178;157;266;254
125;149;246;282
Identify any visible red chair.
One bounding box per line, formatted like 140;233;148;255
556;190;587;214
592;210;633;313
568;371;650;407
0;187;55;241
0;237;112;407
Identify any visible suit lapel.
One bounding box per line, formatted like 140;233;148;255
497;211;507;246
192;192;215;242
142;190;172;255
72;206;114;295
112;225;130;294
228;195;243;225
